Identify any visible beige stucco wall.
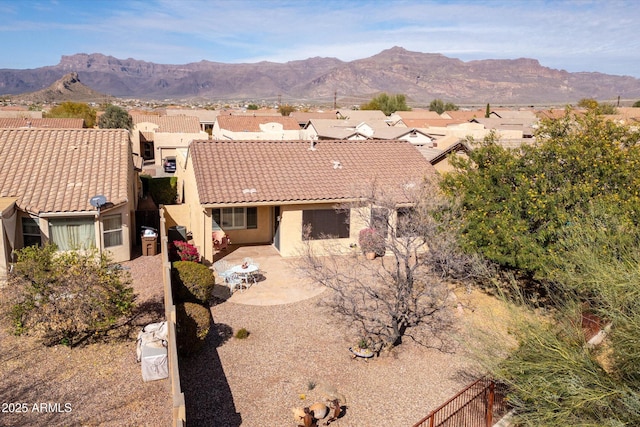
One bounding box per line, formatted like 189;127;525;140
277;202;369;257
433;151;470;175
153;132;207;166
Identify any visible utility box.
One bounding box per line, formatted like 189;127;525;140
141;228;158;256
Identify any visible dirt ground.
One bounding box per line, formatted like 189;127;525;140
0;252;172;427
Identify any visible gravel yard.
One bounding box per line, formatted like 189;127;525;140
0;252;172;427
180;287;502;426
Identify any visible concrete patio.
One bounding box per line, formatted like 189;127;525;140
210;244;325;306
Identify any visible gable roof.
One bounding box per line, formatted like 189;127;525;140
335;110;388;121
131;114;202;133
0;117;85;128
190;139;434;206
0;128;131;214
215;115;300;132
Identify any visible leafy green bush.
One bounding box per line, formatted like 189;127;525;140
176;302;211;356
172;261;215;304
3;244;135;347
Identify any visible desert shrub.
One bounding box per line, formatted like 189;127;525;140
172;261;215;304
235;327;249;339
170;240;200;262
3;244;135;347
176;302;211;356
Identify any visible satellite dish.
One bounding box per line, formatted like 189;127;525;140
89;194;107;209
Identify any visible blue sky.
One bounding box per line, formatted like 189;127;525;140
1;0;639;77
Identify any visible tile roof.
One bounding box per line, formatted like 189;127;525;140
0;128;131;214
335;110;388;121
0;117;85;128
190;139;435;205
215;115;301;132
165;108;220;122
131;114;202;133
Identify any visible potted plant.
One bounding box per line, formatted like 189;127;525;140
358;228;385;259
350;337;374;358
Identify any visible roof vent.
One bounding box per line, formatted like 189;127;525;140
242;188;257;194
332;160;342;169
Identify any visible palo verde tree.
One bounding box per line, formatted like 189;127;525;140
297;177;484;351
45;101;97;128
484;209;640;426
441;109;640;278
429;98;459;115
98;104;133;130
360;93;411;116
2;244;135;347
443;110;640;425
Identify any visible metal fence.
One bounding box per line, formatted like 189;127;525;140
412;378;509;427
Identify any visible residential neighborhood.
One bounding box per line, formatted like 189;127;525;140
2;96;640;427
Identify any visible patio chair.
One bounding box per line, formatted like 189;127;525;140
226;273;243;293
213;230;230;251
213;259;232;282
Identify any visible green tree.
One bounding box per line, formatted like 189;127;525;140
98;104;133;130
487;214;640;426
45;101;97;128
485;103;491;118
441;111;640;276
278;104;295;116
2;244;135;347
361;93;411;116
577;98;617;114
247;104;259;110
429;98;458;115
633;100;640;108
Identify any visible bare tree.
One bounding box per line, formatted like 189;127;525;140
297;178;480;351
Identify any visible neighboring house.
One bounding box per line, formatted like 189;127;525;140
303;119;369;140
0;117;85;128
165;108;221;135
289;111;337;128
0;128;140;278
174;139;435;262
335;110;388;122
131;114;208;165
418;140;471;174
211;115;301;140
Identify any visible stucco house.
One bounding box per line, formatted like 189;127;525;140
173;139;435;263
212;115;302;141
130;114;208;165
0;118;85;128
0;128;140;278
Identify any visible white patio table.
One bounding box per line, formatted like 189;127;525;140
229;264;258;286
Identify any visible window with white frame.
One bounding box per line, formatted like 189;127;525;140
22;216;41;247
212;207;257;230
49;217;96;251
103;214;123;247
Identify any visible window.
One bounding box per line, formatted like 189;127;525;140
103;214;123;248
302;209;350;240
212;207;257;230
22;217;41;247
396;207;415;237
371;207;390;239
49;217;96;251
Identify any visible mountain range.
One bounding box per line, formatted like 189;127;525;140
1;47;639;105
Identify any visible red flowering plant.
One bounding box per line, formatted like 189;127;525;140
171;240;200;262
358;228;385;256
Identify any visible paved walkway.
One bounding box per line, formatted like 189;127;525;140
210;245;326;306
